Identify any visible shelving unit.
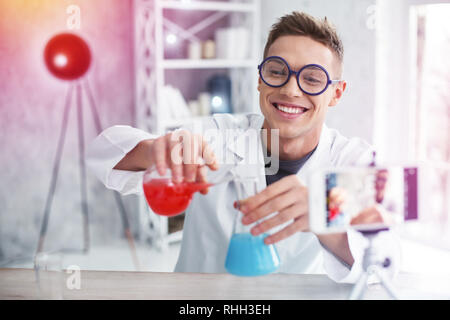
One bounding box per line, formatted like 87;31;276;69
134;0;261;251
161;58;255;69
160;0;255;12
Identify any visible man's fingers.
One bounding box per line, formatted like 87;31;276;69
365;208;383;223
196;165;208;182
168;136;183;182
242;188;300;225
183;163;198;183
351;207;382;225
196;165;210;195
182;134;201;182
264;215;309;245
249;204;302;236
239;175;300;213
153;137;168;175
202;140;219;170
155;130;218;183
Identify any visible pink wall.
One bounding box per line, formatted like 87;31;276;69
0;0;138;259
0;0;136;127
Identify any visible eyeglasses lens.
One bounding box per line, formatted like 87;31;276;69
298;65;328;94
260;58;289;86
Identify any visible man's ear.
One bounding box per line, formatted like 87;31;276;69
257;75;262;92
329;81;346;106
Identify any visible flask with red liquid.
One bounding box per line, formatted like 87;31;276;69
142;166;211;217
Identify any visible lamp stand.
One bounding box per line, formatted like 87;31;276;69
35;79;141;271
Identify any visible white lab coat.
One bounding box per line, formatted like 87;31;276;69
86;113;400;283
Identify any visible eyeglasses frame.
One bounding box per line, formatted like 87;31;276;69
258;55;343;96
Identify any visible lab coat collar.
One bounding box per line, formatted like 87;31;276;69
223;114;266;193
297;124;333;183
225;114;265;161
225;113;333;187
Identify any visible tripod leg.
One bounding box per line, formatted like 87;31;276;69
83;78;103;134
76;84;90;253
84;79;141;270
348;271;370;300
116;194;141;271
372;267;400;300
36;85;74;256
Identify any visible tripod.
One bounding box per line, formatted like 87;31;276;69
348;230;400;300
35;79;141;270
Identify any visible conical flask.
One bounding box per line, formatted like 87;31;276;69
142;165;210;217
225;177;280;276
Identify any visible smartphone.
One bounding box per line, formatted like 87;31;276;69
308;165;418;234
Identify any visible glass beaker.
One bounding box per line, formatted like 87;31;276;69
142;165;211;217
225;177;280;276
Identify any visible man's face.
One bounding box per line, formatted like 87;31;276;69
258;35;346;141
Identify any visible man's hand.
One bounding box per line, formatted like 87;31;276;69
115;129;219;194
237;174;355;267
154;129;218;182
350;205;394;226
236;175;308;245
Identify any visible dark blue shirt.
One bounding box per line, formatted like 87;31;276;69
265;147;317;186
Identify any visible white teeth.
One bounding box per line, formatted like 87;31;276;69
276;104;306;114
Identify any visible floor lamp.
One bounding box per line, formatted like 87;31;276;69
36;32;140;270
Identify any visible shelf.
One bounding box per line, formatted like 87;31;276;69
135;0;261;254
159;0;256;12
167;230;183;244
162;58;257;69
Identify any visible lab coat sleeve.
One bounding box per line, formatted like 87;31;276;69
321;229;366;283
86;125;156;195
322;229;402;284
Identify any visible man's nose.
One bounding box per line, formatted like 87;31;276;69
279;72;302;97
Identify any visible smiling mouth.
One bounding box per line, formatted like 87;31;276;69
272;103;309;115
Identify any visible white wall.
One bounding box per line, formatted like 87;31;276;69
260;0;376;144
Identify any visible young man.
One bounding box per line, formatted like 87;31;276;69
87;12;399;283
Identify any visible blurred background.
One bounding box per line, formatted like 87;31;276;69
0;0;449;275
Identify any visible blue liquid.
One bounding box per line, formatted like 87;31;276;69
225;233;280;277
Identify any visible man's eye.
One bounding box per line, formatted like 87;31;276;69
304;77;322;84
269;69;286;76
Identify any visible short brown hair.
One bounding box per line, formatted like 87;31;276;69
263;11;344;75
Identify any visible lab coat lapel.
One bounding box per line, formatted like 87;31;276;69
297;124;333;185
226;115;267;194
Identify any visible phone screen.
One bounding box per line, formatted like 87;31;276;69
324;167;418;229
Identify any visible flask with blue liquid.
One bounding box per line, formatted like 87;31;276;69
225;178;280;276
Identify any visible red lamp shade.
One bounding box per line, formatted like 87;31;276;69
44;33;91;80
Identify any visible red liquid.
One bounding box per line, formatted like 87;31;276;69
329;207;340;221
142;179;211;216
